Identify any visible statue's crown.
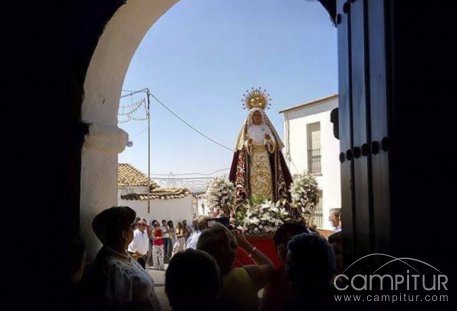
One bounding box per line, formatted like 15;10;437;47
242;87;271;110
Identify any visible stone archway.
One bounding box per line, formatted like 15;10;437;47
78;0;337;261
80;0;179;260
74;0;457;284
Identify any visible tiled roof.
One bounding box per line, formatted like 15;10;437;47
121;187;192;201
118;163;159;188
119;163;191;200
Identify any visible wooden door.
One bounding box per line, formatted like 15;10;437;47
336;0;391;264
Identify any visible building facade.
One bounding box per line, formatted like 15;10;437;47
118;163;194;226
280;94;341;230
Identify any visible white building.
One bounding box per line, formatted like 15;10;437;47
196;193;210;216
118;163;194;225
279;94;341;230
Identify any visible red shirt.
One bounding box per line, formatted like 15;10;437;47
152;228;164;246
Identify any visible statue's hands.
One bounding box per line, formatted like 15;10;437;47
264;134;271;140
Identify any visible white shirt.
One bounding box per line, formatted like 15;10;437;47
160;225;170;238
185;231;201;250
128;229;149;255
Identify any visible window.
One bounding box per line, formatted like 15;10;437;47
311;190;323;229
307;122;321;175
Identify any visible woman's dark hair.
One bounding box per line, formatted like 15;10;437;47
287;232;336;289
92;206;136;245
165;249;221;310
167;220;174;228
273;222;309;247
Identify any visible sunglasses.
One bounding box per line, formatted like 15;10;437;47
138;223;146;226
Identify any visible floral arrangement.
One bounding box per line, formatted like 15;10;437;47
234;173;320;234
236;199;291;235
205;176;235;217
290;173;320;224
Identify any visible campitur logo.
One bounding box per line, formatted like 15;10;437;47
333;253;449;303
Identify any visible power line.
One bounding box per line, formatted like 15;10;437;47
132;127;148;137
149;93;233;152
120;88;149;98
119;88;152;213
150;168;229;176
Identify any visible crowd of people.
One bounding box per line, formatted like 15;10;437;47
70;205;343;311
121;216;201;271
67;97;346;310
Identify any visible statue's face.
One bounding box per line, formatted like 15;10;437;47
252;111;262;125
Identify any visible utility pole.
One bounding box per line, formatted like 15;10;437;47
119;88;152;213
146;89;151;213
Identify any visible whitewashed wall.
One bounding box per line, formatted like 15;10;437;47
80;0;179;260
282;96;341;230
119;185;148;196
118;196;194;226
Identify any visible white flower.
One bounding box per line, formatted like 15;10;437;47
290;173;319;220
236;197;294;235
206;177;235;212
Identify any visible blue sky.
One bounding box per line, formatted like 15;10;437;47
119;0;337;183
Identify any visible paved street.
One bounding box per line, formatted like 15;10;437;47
148;265;170;311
